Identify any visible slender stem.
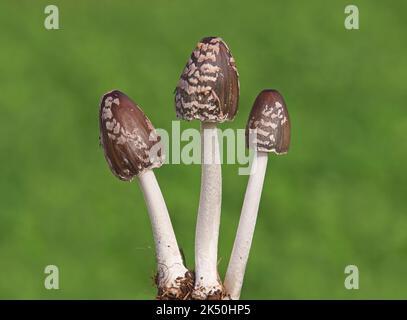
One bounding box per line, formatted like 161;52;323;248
138;170;188;288
223;152;269;299
193;122;222;298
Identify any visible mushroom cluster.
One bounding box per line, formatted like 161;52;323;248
99;37;291;300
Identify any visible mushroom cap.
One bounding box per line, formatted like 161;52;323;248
99;90;163;181
175;36;239;123
245;89;291;154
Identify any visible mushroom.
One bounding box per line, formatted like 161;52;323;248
175;37;239;299
223;89;290;300
99;90;192;299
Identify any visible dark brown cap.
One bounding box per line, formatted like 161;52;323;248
175;37;239;123
99;90;163;180
246;89;291;154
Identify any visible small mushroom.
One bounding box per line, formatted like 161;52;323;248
99;90;191;299
175;37;239;299
223;89;290;300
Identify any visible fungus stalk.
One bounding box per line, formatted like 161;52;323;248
223;152;268;300
194;122;222;298
138;170;189;294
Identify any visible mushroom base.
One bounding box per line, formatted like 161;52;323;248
156;270;195;300
191;277;225;300
191;286;224;300
156;271;226;300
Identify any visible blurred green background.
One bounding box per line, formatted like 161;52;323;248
1;0;406;299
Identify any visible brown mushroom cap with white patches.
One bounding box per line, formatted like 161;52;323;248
99;90;163;181
245;89;291;154
175;36;239;123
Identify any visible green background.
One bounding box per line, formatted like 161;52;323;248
1;0;406;299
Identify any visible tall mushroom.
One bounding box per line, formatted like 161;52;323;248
223;89;290;300
99;90;192;299
175;37;239;299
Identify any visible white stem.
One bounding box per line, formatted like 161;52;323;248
138;170;188;290
193;122;223;299
223;152;269;300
